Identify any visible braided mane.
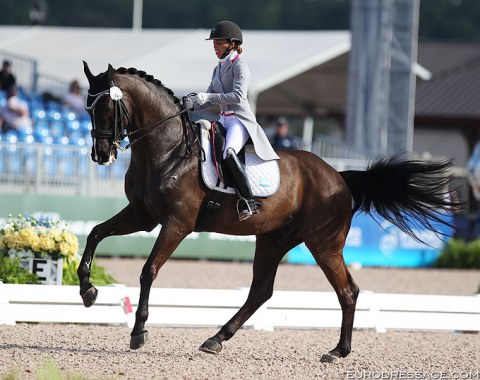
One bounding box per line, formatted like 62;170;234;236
115;67;181;104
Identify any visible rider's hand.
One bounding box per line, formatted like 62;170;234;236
185;97;194;111
193;93;210;107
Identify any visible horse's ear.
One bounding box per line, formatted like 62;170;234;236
107;64;114;82
83;60;94;83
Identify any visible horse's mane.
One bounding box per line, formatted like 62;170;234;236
115;67;181;105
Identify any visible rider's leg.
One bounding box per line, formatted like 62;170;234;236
222;115;260;221
225;147;260;221
222;115;250;159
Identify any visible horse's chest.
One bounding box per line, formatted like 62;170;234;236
132;176;178;206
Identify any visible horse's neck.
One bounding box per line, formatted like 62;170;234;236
124;78;195;171
129;109;189;172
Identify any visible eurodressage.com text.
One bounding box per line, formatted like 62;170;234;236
341;371;479;379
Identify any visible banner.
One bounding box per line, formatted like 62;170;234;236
288;212;454;267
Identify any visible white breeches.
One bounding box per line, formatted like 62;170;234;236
221;114;250;159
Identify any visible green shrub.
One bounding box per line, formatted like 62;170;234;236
0;256;39;284
62;259;117;286
2;357;87;380
0;255;116;286
435;238;480;269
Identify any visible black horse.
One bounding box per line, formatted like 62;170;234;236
78;62;457;362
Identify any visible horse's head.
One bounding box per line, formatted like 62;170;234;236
83;61;130;165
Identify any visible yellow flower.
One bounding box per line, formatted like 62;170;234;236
29;234;42;252
62;231;78;245
19;228;37;249
5;230;22;249
59;234;78;256
39;233;56;251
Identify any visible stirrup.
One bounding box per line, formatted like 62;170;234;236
236;197;260;221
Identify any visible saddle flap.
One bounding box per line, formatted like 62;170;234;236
198;120;280;197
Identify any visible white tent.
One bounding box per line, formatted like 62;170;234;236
0;26;350;117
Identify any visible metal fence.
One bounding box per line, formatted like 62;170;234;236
0;142;129;198
0;140;373;198
0;49;74;98
0;50;38;94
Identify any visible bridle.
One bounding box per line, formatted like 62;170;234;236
86;82;200;159
86;82;131;162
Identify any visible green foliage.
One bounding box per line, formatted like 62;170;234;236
62;259;117;286
0;255;116;286
35;358;64;380
0;256;39;284
2;357;87;380
435;239;480;269
2;368;19;380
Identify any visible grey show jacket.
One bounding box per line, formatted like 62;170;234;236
189;53;280;161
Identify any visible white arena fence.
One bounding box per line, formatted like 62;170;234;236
1;284;479;333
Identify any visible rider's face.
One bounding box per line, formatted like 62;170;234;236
213;39;232;59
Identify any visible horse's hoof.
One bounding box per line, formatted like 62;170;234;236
199;338;222;354
320;352;338;363
130;331;149;350
81;286;98;308
320;348;344;363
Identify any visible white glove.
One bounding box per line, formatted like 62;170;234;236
184;97;194;111
192;93;210;107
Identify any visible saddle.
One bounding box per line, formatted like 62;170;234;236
208;121;244;189
197;119;280;197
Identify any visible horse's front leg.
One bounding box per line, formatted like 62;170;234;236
130;223;188;350
78;204;156;307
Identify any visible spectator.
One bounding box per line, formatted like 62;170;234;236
63;79;86;116
0;84;32;134
0;60;16;92
272;117;295;149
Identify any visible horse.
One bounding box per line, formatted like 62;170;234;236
78;62;457;362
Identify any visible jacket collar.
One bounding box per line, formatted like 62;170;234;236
219;50;238;64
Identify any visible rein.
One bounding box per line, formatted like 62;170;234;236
123;106;187;150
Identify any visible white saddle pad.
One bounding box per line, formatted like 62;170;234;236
198;120;280;197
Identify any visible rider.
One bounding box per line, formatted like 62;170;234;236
188;20;279;221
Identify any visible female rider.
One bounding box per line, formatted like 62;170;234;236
188;21;279;221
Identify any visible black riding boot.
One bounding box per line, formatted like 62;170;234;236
225;148;260;221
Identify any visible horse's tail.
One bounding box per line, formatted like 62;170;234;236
339;157;460;239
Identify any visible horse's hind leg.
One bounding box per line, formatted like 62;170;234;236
199;230;301;354
308;242;359;362
78;204;156;307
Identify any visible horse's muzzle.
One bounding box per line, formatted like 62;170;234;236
92;139;118;165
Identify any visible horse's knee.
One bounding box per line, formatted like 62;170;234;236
261;287;274;304
140;265;156;287
248;282;274;308
77;262;89;278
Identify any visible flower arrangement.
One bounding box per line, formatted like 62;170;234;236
0;213;79;263
0;213;117;286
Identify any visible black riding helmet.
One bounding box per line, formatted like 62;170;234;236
206;21;243;45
